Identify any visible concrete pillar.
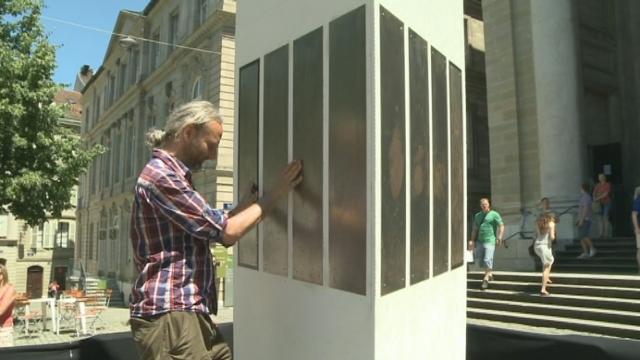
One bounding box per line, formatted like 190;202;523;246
234;0;466;359
531;0;584;206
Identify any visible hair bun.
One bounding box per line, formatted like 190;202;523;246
145;128;166;148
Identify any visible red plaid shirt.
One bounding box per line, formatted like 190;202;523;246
130;149;227;317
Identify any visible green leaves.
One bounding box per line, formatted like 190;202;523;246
0;0;102;226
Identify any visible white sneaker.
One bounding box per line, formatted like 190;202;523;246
577;253;588;259
589;248;597;257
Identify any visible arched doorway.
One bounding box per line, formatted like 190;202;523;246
26;265;44;298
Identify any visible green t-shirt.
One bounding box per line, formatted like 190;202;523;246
474;210;503;244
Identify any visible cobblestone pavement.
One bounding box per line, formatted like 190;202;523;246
13;306;234;347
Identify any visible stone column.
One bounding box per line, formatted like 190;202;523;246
531;0;584;205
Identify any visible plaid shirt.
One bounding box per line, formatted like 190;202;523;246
129;149;227;318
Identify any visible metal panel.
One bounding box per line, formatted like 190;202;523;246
262;45;289;276
237;60;260;269
449;63;464;269
408;29;430;284
329;6;367;295
292;28;323;285
380;7;406;295
431;48;449;276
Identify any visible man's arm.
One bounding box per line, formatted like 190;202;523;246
496;223;505;246
632;210;640;233
468;225;478;250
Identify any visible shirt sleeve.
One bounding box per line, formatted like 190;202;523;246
144;170;227;242
493;211;504;226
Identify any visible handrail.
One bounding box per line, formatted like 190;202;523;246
501;204;579;248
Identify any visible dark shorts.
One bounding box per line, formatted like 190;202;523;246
130;311;232;360
601;202;612;217
578;220;591;239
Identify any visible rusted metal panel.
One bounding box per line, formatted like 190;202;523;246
380;7;406;295
263;45;289;276
328;5;367;295
409;29;430;284
292;28;324;285
237;60;260;269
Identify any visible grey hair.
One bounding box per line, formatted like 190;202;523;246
634;186;640;199
145;100;222;148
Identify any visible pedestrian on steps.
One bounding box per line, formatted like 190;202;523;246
534;213;556;296
469;198;505;290
577;183;596;259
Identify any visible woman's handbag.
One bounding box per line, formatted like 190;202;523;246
592;201;601;214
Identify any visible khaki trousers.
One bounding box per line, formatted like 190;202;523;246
130;311;231;360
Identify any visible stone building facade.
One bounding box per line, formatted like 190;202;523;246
0;89;81;298
75;0;236;297
481;0;640;269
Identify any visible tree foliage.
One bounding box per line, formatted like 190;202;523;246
0;0;102;226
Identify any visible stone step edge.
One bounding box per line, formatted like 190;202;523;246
466;280;640;293
468;297;640;319
467;271;640;280
467;307;640;332
467;288;640;305
466;318;623;340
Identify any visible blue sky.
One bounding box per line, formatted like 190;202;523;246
43;0;149;88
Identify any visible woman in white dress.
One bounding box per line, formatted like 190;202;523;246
534;213;556;295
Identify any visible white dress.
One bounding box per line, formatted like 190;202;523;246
534;229;554;266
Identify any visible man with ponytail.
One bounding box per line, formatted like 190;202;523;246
129;100;303;359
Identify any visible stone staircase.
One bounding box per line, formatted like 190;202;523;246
549;237;638;273
105;277;126;308
467;271;640;340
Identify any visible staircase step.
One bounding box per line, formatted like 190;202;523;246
467;280;640;299
560;249;632;256
467;288;640;313
467;307;640;340
553;257;637;264
552;263;639;273
468;298;640;327
467;271;640;288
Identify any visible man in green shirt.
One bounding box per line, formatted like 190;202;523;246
468;198;505;290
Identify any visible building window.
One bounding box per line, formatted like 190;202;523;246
150;31;160;70
192;77;203;99
84;106;91;132
195;0;207;27
88;223;95;260
103;136;111;187
95;96;101;122
125;111;135;178
113;125;122;183
169;12;179;52
36;224;44;249
118;62;127;97
55;222;69;248
130;49;140;84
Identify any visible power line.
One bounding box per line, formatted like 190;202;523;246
41;15;220;55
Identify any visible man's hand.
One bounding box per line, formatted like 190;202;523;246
496;238;503;247
261;160;303;212
467;240;475;251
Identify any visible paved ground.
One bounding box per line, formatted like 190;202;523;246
13;305;234;347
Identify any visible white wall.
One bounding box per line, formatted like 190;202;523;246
235;1;466;359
